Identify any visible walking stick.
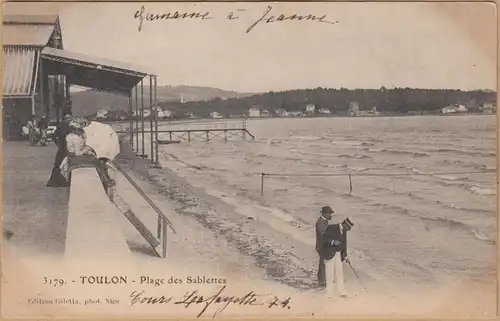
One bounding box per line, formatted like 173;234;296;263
346;260;367;290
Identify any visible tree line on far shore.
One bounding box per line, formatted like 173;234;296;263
81;87;496;120
154;87;496;118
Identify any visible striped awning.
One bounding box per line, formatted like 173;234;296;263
2;46;39;97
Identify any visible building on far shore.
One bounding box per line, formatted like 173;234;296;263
210;111;223;118
96;109;108;119
274;108;288;117
289;111;304;117
318;108;331;115
248;107;261;117
441;104;468;115
348;102;360;116
481;102;496;113
305;104;316;114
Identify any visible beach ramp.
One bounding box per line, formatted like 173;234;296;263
65;168;130;258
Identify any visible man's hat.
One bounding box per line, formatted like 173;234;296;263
321;206;334;214
342;217;355;227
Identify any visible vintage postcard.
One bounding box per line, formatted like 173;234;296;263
1;1;497;318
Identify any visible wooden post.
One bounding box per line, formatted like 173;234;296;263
224;130;227;142
129;91;133;147
188;131;191;143
169;132;172;140
260;173;265;196
135;86;139;154
141;80;145;157
162;218;167;258
205;130;209;142
48;76;53;119
154;76;159;165
349;174;353;194
65;82;71;101
39;58;45;117
31;95;35;116
157;215;162;238
149;75;154;164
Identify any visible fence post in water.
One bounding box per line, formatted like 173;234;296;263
349;174;353;194
260;173;265;196
205;130;209;142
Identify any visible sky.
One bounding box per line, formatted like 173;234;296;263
4;2;497;93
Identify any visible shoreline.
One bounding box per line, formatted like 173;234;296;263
101;112;496;126
118;144;496;316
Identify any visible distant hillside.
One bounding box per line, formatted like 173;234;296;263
70;85;255;116
159;87;497;118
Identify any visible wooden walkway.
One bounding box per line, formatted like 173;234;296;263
157;128;255;143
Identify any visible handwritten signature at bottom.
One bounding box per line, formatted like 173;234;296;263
130;285;291;318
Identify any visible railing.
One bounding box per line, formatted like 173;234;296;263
113;163;176;258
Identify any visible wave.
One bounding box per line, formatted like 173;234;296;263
443;159;492;171
468;185;496;196
338;154;372;159
367;148;429;157
290;148;373;160
263;176;496;246
288;136;325;141
409;169;496;195
289;149;338;157
372;186;494;215
434;148;496;157
422;217;496;245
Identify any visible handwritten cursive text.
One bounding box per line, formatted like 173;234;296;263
134;5;213;32
130;289;173;307
246;5;338;33
174;285;265;318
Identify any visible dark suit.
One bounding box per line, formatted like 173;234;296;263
52;122;71;167
321;224;348;262
315;216;329;286
46;122;72;187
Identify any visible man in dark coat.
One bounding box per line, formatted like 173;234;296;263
320;217;355;297
315;205;334;287
46;112;73;187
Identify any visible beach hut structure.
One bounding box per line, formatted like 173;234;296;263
2;14;64;139
2;12;160;164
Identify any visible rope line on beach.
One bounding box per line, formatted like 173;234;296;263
261;169;495;178
259;169;495;195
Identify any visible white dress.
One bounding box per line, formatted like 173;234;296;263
83;121;120;161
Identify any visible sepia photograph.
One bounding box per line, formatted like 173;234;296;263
1;1;497;318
